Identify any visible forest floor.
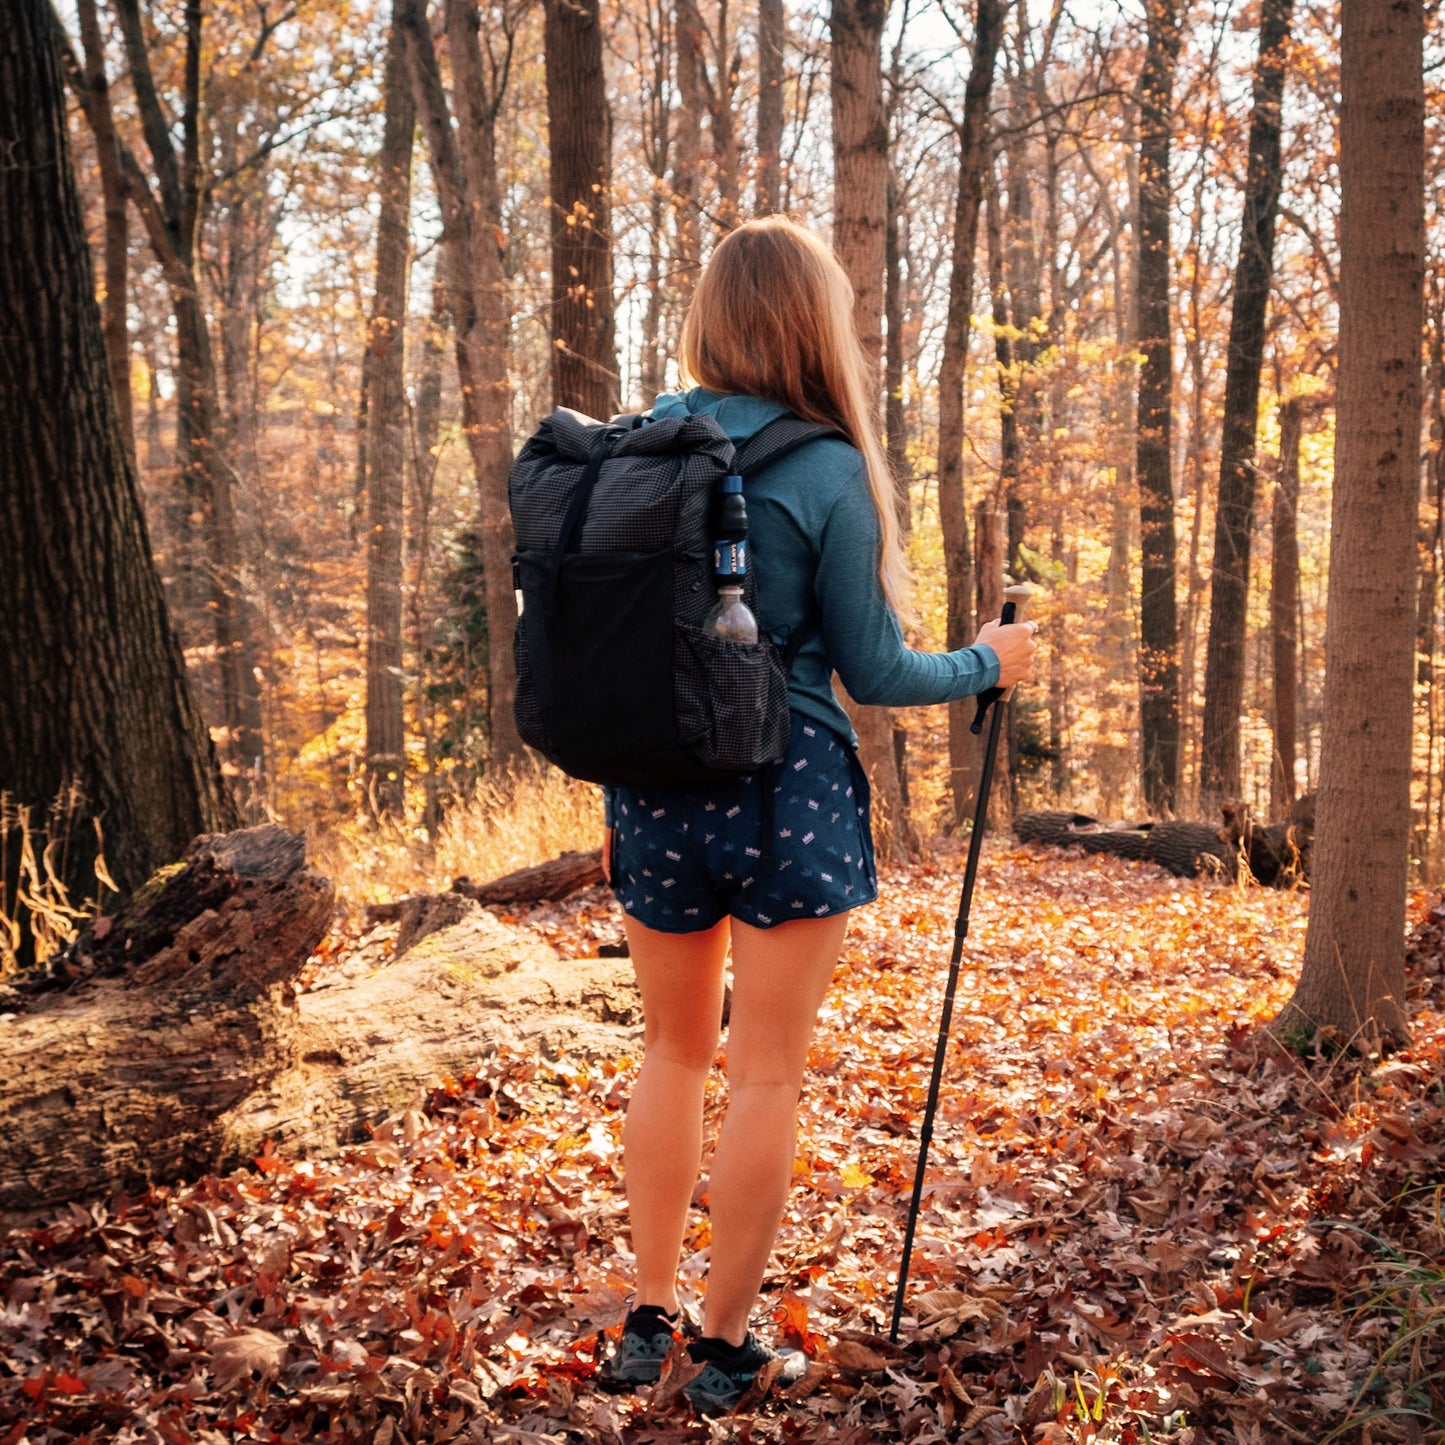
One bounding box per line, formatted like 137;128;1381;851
3;841;1445;1444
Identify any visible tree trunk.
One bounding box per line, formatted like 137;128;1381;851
1135;0;1182;815
1098;206;1138;817
1420;309;1445;876
885;163;908;527
410;277;448;837
690;0;739;224
406;0;524;772
757;0;785;213
636;2;672;398
1270;395;1303;818
1177;156;1211;811
937;0;1004;829
0;827;641;1221
174;281;266;784
1001;66;1040;584
544;0;618;419
0;0;230;920
362;5;416;819
974;494;1012;825
213;181;268;496
112;0;264;784
1276;0;1423;1050
1198;0;1293;811
986;164;1021;584
75;0;134;466
830;0;910;858
1050;504;1067;796
830;0;888;385
673;0;707;300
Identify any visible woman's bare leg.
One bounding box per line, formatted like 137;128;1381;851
622;914;730;1315
701;913;847;1345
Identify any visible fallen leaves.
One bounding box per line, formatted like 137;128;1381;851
1;846;1443;1442
209;1328;290;1386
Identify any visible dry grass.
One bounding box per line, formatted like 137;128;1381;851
307;759;605;907
0;790;114;978
1323;1194;1445;1441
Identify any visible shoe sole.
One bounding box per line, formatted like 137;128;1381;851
597;1368;661;1394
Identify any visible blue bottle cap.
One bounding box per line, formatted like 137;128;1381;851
719;474;744;493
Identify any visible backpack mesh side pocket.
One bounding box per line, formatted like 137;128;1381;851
513;616;548;752
674;623;791;772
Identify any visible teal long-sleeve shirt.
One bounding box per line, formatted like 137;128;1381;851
603;389;1000;824
650;387;1000;742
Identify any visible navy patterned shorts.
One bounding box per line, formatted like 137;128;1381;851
609;713;878;933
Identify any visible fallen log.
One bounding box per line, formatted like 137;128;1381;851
451;848;605;905
1013;796;1314;886
0;827;639;1223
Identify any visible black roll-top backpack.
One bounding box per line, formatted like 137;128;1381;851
509;407;842;789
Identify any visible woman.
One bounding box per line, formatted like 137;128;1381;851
598;217;1037;1416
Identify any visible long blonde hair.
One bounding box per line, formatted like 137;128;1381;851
678;217;913;623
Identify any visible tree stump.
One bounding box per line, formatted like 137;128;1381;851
0;827;640;1223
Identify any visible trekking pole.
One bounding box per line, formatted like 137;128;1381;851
889;583;1032;1344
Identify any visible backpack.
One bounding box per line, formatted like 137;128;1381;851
509;407;842;790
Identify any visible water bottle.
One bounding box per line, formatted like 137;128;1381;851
705;474;759;644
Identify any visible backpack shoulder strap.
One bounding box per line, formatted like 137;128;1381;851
732;416;847;673
731;416;848;479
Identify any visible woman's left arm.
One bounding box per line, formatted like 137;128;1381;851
815;471;1014;706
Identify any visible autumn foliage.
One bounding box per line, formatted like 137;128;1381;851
4;848;1443;1441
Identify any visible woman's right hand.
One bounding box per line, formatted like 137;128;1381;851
974;618;1038;689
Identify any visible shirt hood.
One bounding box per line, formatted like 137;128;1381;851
649;387;790;443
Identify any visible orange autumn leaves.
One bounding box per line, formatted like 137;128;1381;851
2;844;1443;1442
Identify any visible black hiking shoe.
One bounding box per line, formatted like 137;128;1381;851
597;1304;679;1392
682;1331;808;1416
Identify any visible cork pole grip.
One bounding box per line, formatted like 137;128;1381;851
1000;583;1033;700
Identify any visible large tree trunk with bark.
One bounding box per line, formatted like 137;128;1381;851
937;0;1004;829
1135;0;1182;815
362;5;416;819
1276;0;1424;1050
0;0;231;922
1198;0;1293;811
544;0;618;419
830;0;911;859
0;827;640;1222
